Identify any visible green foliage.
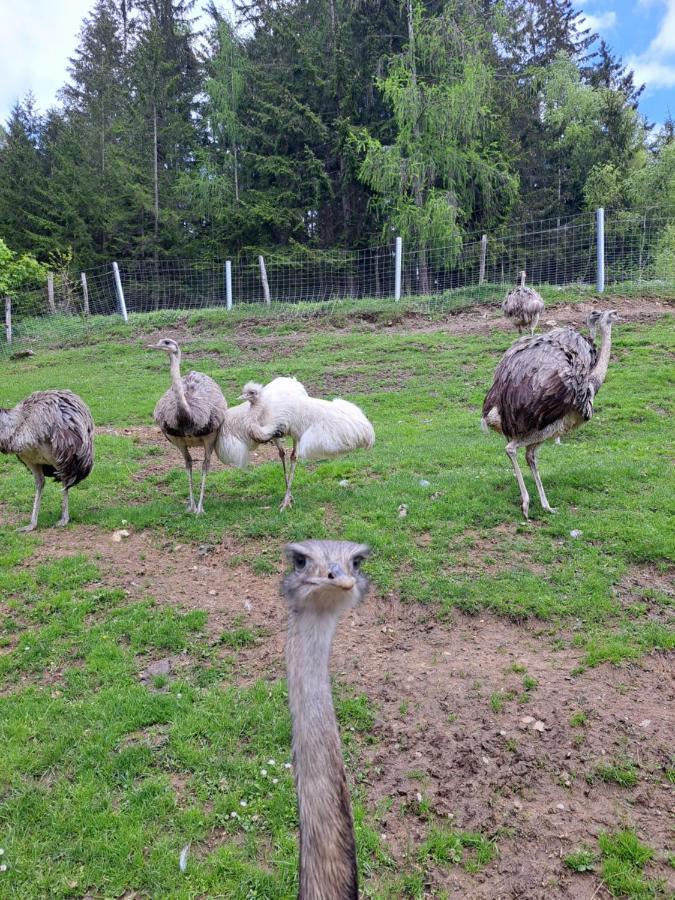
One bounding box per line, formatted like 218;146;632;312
564;847;598;872
0;238;46;297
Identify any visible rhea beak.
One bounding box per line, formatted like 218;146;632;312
148;343;164;350
327;562;356;591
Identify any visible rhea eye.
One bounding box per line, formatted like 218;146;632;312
352;555;364;572
293;553;307;572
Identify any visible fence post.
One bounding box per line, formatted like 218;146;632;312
225;260;233;311
258;255;271;305
394;235;402;301
47;272;55;313
81;272;90;316
596;207;605;293
479;234;487;285
112;261;128;322
4;297;11;345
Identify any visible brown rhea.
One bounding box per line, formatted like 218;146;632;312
282;539;370;900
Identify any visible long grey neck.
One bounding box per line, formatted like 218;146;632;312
169;353;189;416
286;607;358;900
519;271;526;287
588;323;614;393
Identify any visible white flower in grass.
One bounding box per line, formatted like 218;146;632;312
284;762;292;769
272;778;279;785
260;769;267;776
0;865;6;873
240;799;247;807
267;759;276;766
230;811;239;819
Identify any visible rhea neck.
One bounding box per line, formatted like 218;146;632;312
286;599;358;900
519;271;526;287
588;321;615;393
168;350;189;415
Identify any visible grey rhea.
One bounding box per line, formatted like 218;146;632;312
282;540;370;900
150;338;227;515
501;271;545;335
481;310;620;518
0;389;94;531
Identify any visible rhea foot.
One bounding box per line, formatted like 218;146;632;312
279;494;294;511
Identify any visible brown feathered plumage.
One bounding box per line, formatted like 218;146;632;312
502;271;545;335
482;327;597;441
0;389;94;530
151;338;227;515
481;311;619;517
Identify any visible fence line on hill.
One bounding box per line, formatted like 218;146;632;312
2;206;674;355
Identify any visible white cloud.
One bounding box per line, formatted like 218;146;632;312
0;0;93;121
627;0;675;91
581;11;618;31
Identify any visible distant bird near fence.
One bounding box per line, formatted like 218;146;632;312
501;270;545;335
0;389;94;531
481;310;620;518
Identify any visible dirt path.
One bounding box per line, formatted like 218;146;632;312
26;525;674;899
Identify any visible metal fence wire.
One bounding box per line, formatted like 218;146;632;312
2;206;674;355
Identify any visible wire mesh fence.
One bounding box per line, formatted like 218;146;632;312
2;206;674;357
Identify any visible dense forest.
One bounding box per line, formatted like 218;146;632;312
1;0;674;273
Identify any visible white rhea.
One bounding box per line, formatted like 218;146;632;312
215;377;375;510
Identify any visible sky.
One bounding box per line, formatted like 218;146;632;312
0;0;673;128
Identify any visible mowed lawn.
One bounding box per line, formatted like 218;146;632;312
0;303;673;898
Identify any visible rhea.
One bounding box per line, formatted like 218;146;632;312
216;377;375;510
282;540;370;900
481;310;619;517
150;338;227;514
501;271;545;335
0;389;94;531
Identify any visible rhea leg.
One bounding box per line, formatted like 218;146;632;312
525;442;556;513
179;445;196;512
505;441;530;519
195;439;215;516
274;439;289;490
55;488;70;527
18;465;45;533
279;441;298;511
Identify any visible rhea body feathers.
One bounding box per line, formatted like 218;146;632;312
282;540;370;900
502;271;545;335
151;338;227;514
216;376;375;510
482;310;619;517
0;389;94;531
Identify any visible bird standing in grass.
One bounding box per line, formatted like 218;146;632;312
150;338;227;515
502;271;545;335
481;310;619;518
216;377;375;510
282;539;370;900
0;389;94;531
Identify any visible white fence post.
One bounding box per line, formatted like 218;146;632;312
4;297;11;344
596;207;605;293
112;261;128;322
81;272;90;316
394;236;402;301
225;260;233;311
479;234;487;285
258;255;271;305
47;272;55;313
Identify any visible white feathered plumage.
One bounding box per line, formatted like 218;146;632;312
216;376;375;509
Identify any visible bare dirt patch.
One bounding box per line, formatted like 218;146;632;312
22;525;675;898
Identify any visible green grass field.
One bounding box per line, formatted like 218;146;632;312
0;297;673;898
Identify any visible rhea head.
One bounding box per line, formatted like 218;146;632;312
587;309;620;341
148;337;181;356
282;540;370;615
238;381;263;404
